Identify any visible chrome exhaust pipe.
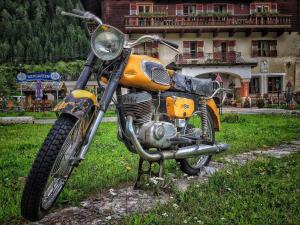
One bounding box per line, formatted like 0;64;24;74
126;116;229;161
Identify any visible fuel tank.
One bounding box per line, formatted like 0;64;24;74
119;54;171;91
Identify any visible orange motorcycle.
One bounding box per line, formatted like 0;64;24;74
21;9;229;221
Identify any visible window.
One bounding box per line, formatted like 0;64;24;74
240;4;245;10
256;4;269;13
250;77;260;94
190;41;197;58
137;4;153;15
253;40;277;57
258;41;270;57
214;4;227;13
183;5;196;15
268;76;282;93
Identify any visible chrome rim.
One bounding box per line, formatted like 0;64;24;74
184;112;213;169
41;121;81;210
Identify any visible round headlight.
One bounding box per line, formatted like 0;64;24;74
91;25;125;61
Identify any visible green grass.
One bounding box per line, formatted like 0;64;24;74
0;110;116;119
0;111;57;119
124;153;300;225
0;114;300;223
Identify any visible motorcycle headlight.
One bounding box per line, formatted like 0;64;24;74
91;24;125;61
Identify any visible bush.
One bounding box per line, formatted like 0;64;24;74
256;98;265;108
221;114;246;123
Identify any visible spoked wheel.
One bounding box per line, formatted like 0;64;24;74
21;115;83;221
177;110;215;175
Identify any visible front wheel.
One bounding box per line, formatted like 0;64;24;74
21;114;82;221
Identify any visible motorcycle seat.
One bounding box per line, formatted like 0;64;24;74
171;72;214;96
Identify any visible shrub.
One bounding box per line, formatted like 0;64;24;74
256;98;265;108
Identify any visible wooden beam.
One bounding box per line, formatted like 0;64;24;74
276;31;284;37
262;30;268;37
179;30;184;38
229;29;235;37
213;30;218;38
245;29;252;37
197;29;201;38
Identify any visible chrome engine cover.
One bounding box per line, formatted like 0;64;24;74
137;121;177;149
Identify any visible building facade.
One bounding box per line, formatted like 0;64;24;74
98;0;300;103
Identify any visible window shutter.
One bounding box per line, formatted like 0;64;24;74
251;41;258;57
130;3;137;15
271;3;277;13
227;4;234;15
176;4;183;16
213;41;222;61
270;40;277;57
228;40;236;63
206;4;213;13
197;41;204;58
196;4;204;14
183;41;191;59
228;40;236;52
250;3;256;14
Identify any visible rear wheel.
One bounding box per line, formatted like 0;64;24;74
177;110;215;175
21;114;82;221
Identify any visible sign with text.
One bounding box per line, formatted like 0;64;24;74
16;72;61;83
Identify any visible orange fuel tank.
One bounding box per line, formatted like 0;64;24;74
119;54;171;91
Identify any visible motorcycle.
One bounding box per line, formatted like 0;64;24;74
21;9;229;221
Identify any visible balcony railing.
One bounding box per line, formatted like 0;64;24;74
176;52;256;65
125;14;292;30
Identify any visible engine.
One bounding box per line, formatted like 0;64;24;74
122;92;177;149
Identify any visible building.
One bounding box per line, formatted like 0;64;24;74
92;0;300;103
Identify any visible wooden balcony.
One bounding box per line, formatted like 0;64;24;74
125;14;292;34
176;52;257;66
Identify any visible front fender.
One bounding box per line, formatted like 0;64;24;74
206;98;220;131
54;90;97;121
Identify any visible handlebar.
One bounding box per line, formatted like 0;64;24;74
61;9;103;25
126;35;179;53
72;9;85;16
160;39;179;49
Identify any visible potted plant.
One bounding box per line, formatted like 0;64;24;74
243;97;251;108
236;97;242;107
256;98;265;108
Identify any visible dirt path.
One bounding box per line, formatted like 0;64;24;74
28;140;300;225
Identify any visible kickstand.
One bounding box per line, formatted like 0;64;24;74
134;157;164;189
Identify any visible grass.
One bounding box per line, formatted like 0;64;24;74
124;153;300;225
0;114;300;223
0;111;57;119
0;109;116;119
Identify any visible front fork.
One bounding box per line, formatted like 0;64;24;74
77;50;130;160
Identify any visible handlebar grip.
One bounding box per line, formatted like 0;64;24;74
72;9;85;16
160;39;179;49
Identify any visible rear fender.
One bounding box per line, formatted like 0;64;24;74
54;90;97;121
206;98;220;131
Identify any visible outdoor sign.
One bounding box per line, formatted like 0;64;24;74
16;72;61;83
35;80;43;100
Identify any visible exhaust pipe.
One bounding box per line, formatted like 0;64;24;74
126;116;229;161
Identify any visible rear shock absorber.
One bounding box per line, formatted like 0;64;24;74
200;99;208;140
